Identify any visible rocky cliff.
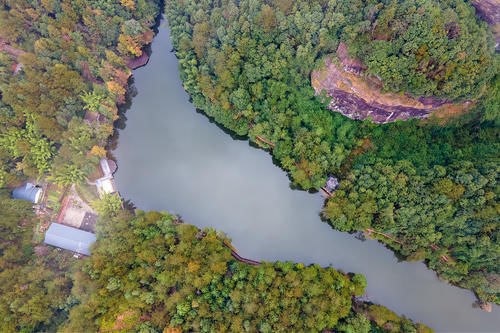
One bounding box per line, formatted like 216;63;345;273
311;43;466;124
472;0;500;50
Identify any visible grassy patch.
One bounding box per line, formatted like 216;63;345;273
76;183;99;205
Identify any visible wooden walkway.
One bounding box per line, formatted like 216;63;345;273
365;228;450;262
256;136;275;148
223;243;261;266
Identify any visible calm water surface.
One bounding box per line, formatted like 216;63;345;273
114;22;500;333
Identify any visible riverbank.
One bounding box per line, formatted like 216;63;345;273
108;15;435;331
112;20;499;331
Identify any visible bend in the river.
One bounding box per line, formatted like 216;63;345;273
113;20;500;333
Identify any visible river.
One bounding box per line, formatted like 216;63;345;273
113;21;500;332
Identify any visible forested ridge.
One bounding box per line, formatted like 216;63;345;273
164;0;499;304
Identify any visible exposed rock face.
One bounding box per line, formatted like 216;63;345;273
127;51;150;70
311;43;457;123
472;0;500;25
472;0;500;50
479;302;493;312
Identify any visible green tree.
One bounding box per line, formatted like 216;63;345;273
94;193;123;217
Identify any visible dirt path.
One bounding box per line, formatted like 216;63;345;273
0;37;25;58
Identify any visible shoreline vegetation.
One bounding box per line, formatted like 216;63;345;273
164;0;499;307
0;1;433;332
0;0;496;331
64;209;433;333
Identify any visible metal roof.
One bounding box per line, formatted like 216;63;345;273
100;158;112;177
44;223;96;255
95;176;116;197
325;176;339;192
12;183;42;203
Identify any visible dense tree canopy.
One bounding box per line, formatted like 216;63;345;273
0;191;75;332
342;0;495;99
62;210;430;333
325;115;500;304
0;0;160;186
166;0;364;189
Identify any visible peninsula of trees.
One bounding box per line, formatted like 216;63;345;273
0;190;432;332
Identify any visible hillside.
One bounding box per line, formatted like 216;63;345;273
311;43;470;123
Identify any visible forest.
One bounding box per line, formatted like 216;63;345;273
0;1;436;331
0;0;159;187
164;0;499;304
0;0;497;331
0;190;76;332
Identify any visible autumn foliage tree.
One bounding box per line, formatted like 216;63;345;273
0;0;159;185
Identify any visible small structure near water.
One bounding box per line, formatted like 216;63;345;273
325;176;339;192
44;222;96;256
321;176;339;197
95;158;118;198
12;182;43;203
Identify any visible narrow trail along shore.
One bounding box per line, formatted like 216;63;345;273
222;242;261;266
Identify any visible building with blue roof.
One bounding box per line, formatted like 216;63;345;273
44;223;96;256
12;182;43;203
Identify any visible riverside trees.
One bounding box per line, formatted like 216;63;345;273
0;190;431;332
165;0;499;304
0;0;160;186
62;210;430;333
324;116;500;305
166;0;362;189
165;0;495;189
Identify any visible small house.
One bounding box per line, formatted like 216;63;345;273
325;176;339;193
44;223;96;256
100;158;112;177
12;183;43;203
